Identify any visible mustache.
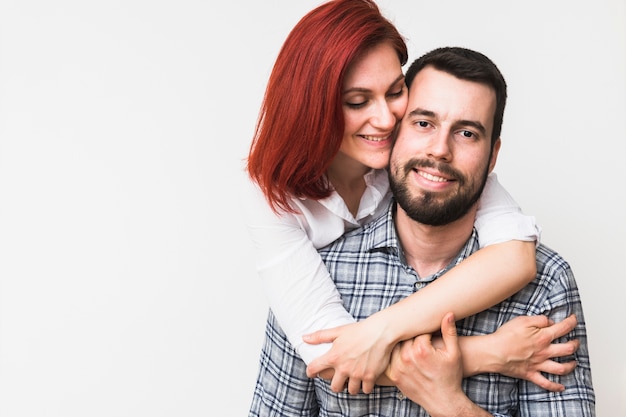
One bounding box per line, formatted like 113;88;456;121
403;158;464;182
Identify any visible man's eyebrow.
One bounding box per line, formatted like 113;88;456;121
407;107;435;118
407;108;488;136
457;120;487;136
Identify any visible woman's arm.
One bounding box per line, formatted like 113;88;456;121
305;174;542;394
306;240;537;393
247;174;544;396
243;180;356;364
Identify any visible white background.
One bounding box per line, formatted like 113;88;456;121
0;0;624;416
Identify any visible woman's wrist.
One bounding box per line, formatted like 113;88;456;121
458;334;502;376
365;308;404;347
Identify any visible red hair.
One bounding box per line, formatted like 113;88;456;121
246;0;407;213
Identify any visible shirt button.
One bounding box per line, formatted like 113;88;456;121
414;282;423;290
397;391;406;400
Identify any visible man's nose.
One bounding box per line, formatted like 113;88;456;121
426;129;452;161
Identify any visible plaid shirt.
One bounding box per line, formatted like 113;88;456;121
249;201;595;416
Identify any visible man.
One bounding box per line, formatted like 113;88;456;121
378;47;595;415
249;47;595;416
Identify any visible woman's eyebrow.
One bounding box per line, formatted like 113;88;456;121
343;73;405;94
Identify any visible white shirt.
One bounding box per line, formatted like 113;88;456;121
244;170;540;364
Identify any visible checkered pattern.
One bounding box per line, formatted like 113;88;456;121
249;201;595;416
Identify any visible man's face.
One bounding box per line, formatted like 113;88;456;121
389;66;501;226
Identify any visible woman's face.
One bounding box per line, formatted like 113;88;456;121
336;42;408;172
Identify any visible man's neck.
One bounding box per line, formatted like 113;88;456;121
395;205;476;278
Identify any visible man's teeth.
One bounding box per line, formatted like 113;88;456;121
362;135;387;142
418;171;448;182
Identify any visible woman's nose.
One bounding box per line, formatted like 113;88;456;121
371;102;396;130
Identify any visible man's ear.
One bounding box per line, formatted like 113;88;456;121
488;138;501;173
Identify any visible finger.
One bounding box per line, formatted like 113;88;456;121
387;342;406;383
330;373;349;393
361;379;375;395
347;377;362;395
527;372;566;392
411;332;433;357
397;338;418;362
544;339;580;360
302;326;342;345
537;359;578;377
315;368;334;380
306;358;332;377
389;341;402;362
546;314;577;340
440;312;459;352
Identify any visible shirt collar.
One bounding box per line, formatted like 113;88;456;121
364;199;481;280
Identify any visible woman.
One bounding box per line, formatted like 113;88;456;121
245;0;573;395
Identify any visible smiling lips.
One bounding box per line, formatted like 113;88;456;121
361;134;391;142
417;170;450;183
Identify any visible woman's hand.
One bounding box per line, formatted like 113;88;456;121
303;316;394;394
460;314;579;391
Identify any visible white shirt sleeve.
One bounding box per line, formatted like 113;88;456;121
475;173;542;247
243;181;356;364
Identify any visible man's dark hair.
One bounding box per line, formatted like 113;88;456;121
405;47;507;146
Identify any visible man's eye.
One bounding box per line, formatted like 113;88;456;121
417;121;429;127
461;130;474;138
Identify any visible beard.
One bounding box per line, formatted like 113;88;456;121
389;158;490;226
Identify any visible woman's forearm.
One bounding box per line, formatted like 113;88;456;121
366;240;536;345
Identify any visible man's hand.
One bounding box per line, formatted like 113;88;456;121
386;313;489;416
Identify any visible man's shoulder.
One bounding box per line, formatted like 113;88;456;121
535;242;573;276
520;242;579;306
